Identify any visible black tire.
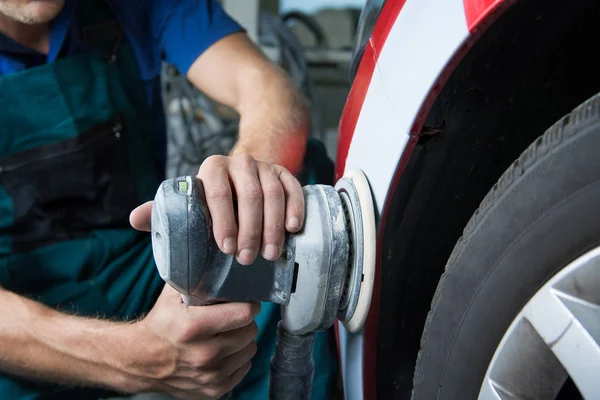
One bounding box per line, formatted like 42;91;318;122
411;91;600;399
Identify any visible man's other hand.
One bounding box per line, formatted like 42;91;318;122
130;154;305;265
127;285;261;400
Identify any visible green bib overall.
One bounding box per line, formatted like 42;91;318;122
0;1;164;397
0;1;338;399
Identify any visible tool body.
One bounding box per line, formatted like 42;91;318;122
151;169;376;398
151;175;297;307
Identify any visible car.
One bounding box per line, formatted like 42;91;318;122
334;0;600;399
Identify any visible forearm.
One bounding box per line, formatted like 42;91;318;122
0;287;140;393
230;66;310;174
186;33;310;175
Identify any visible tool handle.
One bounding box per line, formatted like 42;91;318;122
153;176;296;306
269;321;315;400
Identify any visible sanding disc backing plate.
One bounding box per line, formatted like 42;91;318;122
335;169;376;333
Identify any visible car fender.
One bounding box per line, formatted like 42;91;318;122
334;0;516;399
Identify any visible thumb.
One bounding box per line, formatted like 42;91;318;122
130;201;154;232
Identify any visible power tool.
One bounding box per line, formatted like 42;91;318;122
150;168;376;399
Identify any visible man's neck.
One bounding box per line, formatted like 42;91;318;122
0;13;50;54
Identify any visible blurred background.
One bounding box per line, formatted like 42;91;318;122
162;0;367;178
281;0;365;13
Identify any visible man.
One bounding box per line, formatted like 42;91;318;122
0;0;338;399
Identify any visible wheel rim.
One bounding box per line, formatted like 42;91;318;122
478;245;600;399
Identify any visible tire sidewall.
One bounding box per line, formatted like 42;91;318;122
413;95;600;399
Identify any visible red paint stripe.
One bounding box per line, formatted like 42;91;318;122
335;44;377;181
335;0;408;181
332;0;407;398
464;0;506;32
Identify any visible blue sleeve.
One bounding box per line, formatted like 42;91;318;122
150;0;245;75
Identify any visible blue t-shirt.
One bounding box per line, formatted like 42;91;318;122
0;0;244;172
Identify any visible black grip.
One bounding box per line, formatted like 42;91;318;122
269;321;316;400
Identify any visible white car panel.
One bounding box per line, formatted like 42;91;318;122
338;1;470;399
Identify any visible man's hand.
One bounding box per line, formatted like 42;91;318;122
131;154;305;265
0;284;258;400
124;285;261;400
197;154;305;264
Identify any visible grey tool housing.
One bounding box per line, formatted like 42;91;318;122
151;176;296;306
151;173;370;334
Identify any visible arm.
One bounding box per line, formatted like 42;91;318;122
186;32;310;174
0;283;260;399
151;0;310;174
153;1;310;265
0;286;134;391
185;34;310;264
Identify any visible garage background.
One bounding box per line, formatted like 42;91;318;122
162;0;366;178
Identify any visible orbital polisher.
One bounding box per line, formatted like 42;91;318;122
150;169;376;399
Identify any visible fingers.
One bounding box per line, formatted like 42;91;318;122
200;361;253;400
222;361;253;394
209;342;256;387
180;320;258;398
277;166;305;232
129;201;153;232
198;156;238;256
198;339;257;386
221;341;257;376
257;163;285;260
214;321;258;359
181;322;257;379
197;154;305;265
229;155;263;265
186;302;261;338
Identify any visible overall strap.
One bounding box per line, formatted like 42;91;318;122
76;0;124;61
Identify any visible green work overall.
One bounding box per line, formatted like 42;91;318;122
0;1;338;398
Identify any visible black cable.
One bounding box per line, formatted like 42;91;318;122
269;321;316;400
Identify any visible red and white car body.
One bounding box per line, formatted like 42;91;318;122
334;0;525;398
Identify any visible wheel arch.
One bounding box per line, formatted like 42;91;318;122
374;0;600;398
